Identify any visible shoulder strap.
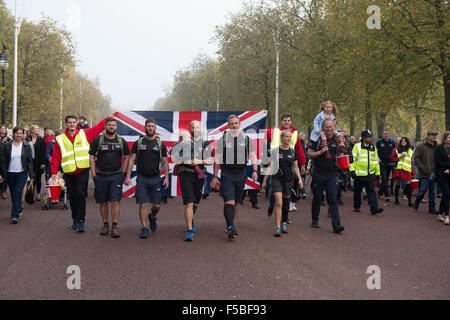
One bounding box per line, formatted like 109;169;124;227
117;134;124;158
95;134;105;157
136;136;144;159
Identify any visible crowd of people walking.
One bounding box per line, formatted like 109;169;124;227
0;102;449;242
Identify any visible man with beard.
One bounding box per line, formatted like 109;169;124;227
125;118;169;239
89;117;130;238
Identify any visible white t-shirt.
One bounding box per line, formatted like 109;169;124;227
8;143;24;173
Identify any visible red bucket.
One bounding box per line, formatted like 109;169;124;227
46;185;61;200
337;155;350;170
411;179;419;191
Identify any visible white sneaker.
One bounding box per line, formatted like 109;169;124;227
289;202;293;212
292;203;297;211
445;216;450;225
437;214;445;223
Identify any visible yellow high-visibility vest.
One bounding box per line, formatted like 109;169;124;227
56;130;90;173
396;148;413;173
270;128;298;151
350;142;380;177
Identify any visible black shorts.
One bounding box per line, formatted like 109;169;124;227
180;172;204;205
271;176;294;197
221;169;247;204
94;173;124;204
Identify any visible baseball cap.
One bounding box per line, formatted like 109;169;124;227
427;130;438;136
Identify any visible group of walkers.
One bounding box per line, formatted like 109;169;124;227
0;102;449;243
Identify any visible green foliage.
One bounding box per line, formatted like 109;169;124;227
155;0;448;139
0;1;111;128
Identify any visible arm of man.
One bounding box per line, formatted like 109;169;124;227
89;155;96;178
124;141;138;186
84;117;108;143
50;142;62;178
122;141;131;175
161;143;169;189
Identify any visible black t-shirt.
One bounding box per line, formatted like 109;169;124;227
308;137;338;175
171;139;212;172
89;135;130;176
273;147;297;181
216;132;255;171
131;137;167;177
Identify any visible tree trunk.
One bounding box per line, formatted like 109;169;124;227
376;111;387;139
416;112;422;144
445;72;450;131
365;88;372;131
349;114;355;137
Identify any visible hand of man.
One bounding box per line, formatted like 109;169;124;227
210;176;219;190
445;169;449;175
124;177;132;187
40;164;46;170
252;171;258;182
163;177;169;189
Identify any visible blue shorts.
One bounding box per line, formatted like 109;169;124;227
135;174;162;205
93;173;124;204
221;169;247;204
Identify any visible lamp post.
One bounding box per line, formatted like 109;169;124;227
0;46;9;125
272;28;280;129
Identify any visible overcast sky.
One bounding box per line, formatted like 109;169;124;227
4;0;245;111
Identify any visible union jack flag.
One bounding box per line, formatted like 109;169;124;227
113;111;267;198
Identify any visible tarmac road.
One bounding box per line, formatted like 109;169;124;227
0;188;448;300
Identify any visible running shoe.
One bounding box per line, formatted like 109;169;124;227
185;230;194;242
227;226;239;240
281;222;288;234
437;215;445;223
11;218;18;224
78;221;86;233
72;220;78;230
149;215;158;232
140;227;149;239
274;227;281;237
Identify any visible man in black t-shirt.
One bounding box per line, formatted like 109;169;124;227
307;119;344;234
211;115;258;240
125;118;169;239
89;117;130;238
171;121;214;242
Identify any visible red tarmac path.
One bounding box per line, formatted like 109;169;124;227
0;187;448;300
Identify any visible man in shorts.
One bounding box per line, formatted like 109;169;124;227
211;115;258;240
125;118;169;239
90;117;130;238
171;121;213;241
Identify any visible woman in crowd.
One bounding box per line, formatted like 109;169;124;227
391;137;414;206
434;131;450;225
262;130;303;237
0;127;35;224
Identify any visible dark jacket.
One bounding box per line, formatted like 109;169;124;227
32;136;47;168
376;138;396;165
0;141;35;180
433;144;450;178
414;139;437;178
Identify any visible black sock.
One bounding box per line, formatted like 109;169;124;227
112;222;118;227
224;204;235;228
405;184;412;205
104;222;109;226
282;198;290;223
395;185;400;202
151;206;160;217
